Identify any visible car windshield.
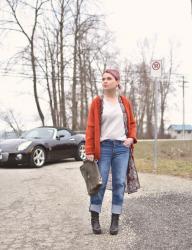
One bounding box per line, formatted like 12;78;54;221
22;128;55;139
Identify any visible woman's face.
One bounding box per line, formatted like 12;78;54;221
102;72;119;90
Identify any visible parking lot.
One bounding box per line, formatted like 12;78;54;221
0;160;192;250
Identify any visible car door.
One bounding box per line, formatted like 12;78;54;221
54;129;76;159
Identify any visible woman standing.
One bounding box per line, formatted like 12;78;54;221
85;69;137;235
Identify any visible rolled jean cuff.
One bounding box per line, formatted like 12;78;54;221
112;204;122;214
89;204;102;213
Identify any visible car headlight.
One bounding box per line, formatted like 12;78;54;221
18;141;32;151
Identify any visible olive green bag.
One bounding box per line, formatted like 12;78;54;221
80;160;102;195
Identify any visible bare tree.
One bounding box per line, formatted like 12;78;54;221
5;0;48;125
36;0;72;127
1;0;121;131
50;0;72;127
159;43;178;137
0;109;23;135
71;0;82;130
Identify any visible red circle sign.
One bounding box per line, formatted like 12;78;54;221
152;61;160;70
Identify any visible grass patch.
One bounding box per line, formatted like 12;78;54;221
134;140;192;178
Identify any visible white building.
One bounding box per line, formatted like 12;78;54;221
167;124;192;139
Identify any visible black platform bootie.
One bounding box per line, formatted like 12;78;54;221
91;211;102;234
110;213;119;235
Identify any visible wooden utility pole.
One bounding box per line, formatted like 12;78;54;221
191;0;192;15
182;76;185;139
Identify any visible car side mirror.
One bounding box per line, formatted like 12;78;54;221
56;135;65;140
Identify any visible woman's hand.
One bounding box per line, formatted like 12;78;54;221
86;154;94;161
123;137;134;147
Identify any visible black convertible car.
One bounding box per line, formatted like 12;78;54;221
0;126;85;167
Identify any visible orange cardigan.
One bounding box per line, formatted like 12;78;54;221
85;95;137;160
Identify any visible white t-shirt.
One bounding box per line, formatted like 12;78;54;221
100;98;127;142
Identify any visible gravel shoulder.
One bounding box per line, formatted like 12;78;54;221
0;161;191;250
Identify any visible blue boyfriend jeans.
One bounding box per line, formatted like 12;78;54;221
89;139;130;215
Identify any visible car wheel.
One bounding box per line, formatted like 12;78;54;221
75;142;86;161
30;146;46;168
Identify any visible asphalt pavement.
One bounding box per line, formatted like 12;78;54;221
0;161;191;250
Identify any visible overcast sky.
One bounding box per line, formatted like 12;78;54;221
0;0;192;131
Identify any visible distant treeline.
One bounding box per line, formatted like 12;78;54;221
1;0;179;138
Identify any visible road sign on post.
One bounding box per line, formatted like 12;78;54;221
151;60;162;78
150;60;162;174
